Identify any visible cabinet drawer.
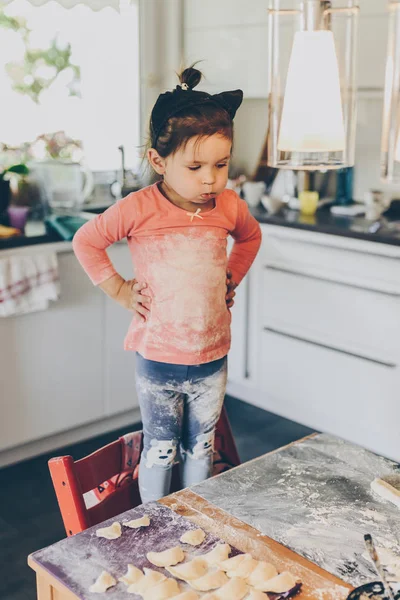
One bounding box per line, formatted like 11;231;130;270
259;330;400;460
261;267;400;365
261;228;400;295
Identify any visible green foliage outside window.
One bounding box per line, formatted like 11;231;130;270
0;7;81;104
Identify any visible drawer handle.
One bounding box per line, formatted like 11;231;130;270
264;265;400;298
263;327;397;368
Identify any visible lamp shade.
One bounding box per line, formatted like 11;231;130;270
278;31;345;153
267;0;359;171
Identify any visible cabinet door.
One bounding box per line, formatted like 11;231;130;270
0;252;104;452
103;244;139;416
259;329;400;461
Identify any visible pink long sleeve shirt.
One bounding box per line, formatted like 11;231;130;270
73;182;261;365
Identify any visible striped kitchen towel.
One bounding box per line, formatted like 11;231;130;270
0;252;60;317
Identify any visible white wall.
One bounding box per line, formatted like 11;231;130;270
182;0;397;202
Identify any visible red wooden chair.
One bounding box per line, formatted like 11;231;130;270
49;406;240;537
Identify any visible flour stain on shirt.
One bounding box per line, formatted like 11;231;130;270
127;229;231;360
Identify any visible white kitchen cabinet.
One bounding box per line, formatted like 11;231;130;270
0;252;104;452
259;328;400;461
103;245;139;416
229;223;400;462
0;243;141;458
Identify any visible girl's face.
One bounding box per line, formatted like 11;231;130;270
148;134;232;207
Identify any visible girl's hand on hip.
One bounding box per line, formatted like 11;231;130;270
117;279;151;321
226;269;237;308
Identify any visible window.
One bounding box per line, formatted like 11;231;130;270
0;0;140;171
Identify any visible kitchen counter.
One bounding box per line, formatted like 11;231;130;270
0;219;61;251
0;205;107;252
2;201;400;252
251;204;400;247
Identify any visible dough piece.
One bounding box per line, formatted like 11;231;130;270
180;529;206;546
89;570;117;593
202;595;218;600
143;577;180;600
219;553;248;571
119;563;144;586
124;515;151;528
128;568;166;594
190;569;229;591
166;558;208;581
371;476;400;509
226;555;258;579
247;561;278;587
201;543;231;565
247;591;270;600
254;571;300;593
214;576;248;599
147;547;185;567
96;521;122;539
169;592;200;600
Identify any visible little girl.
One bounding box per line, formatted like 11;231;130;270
73;66;262;503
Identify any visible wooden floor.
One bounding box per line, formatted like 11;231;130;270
0;396;314;600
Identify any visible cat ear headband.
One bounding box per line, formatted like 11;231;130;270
150;84;243;145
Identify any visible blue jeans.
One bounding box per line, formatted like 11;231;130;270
135;353;228;503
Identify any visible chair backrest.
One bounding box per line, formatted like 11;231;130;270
49;406;240;537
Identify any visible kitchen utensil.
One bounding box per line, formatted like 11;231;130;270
364;534;396;600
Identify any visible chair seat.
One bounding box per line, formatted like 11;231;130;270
49;406;240;536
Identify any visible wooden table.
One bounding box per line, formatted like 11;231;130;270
28;489;352;600
28;433;399;599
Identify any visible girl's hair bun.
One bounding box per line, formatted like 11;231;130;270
179;65;202;90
